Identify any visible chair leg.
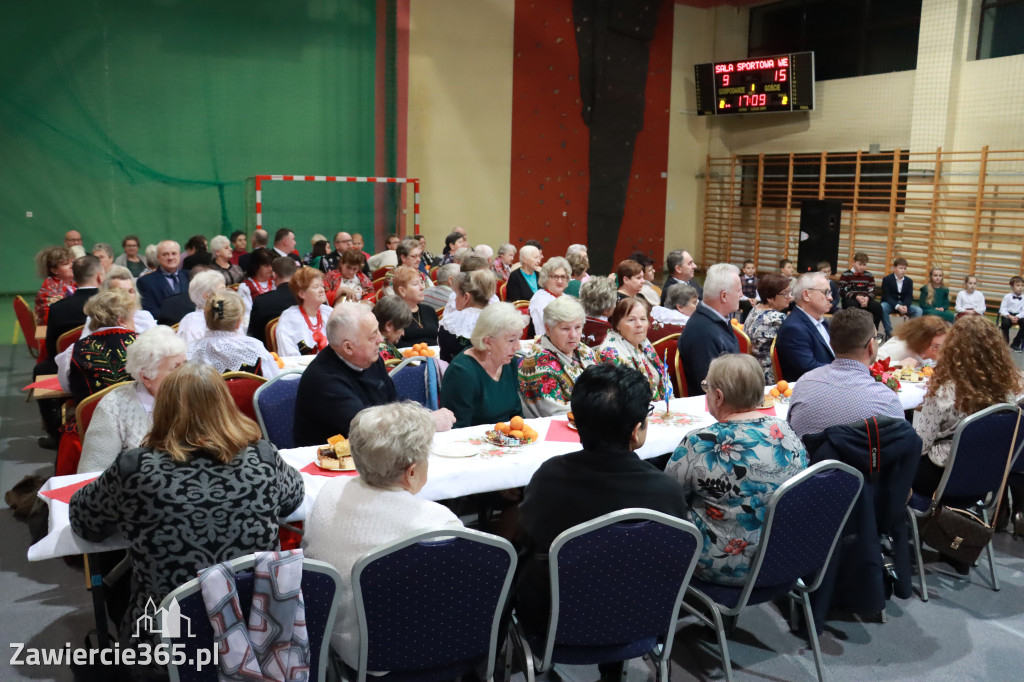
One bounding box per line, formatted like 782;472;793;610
798;591;827;682
981;508;1001;591
706;604;734;682
908;509;929;601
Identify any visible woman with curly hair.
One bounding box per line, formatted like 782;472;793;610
913;315;1024;495
876;314;950;367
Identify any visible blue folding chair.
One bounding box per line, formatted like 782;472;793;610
159;554;341;682
351;528;516;682
681;461;863;682
388;356;439;410
510;509;703;682
907;403;1024;599
253;370;303;449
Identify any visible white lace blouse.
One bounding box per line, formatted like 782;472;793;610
188;330;280;378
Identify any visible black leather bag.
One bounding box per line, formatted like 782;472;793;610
921;506;993;565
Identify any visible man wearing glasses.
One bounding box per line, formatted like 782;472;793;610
775;271;837;381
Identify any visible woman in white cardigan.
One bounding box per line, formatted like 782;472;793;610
77;326;186;473
302;402;463;672
528;257;571;336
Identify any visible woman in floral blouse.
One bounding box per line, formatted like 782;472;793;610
519;296;596;417
667;353;808;585
596;296;667;399
34;246;76;324
742;273;793;383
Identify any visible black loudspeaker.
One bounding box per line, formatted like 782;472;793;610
797;199;842;274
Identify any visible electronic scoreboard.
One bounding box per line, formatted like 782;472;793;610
695;52;814;116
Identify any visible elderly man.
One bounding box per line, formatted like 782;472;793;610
319;231;354;274
272;227;301;264
677;263;742;396
423;263;460;309
788;308;905;438
775;271;836;382
64;230;83;249
249;257;298;345
136;240;189;317
367;235;401;271
293;302;455;445
661;249;702;306
238;229;268;273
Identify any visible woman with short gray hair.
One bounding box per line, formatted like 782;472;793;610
176;270;227;344
491;243;516;282
209;234;244;286
667;353;807;585
651;282;698;329
303;401;464;671
78;325;187;473
440;302;526;428
529;256;572;336
519;295;596;417
580;276;617;347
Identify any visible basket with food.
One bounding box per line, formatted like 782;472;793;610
485;416;538;447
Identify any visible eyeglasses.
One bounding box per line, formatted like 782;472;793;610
700;379;710;393
778;290;793;298
548;274;569;281
809;288;833;297
648;403;656;416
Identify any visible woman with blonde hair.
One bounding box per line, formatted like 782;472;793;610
188;290;279;377
81;265;157;336
876;315;950;367
68;288;138;403
913;315;1024;495
276;266;334;356
70;362;304;651
393;264;440;348
918;266;955;322
438;269;497;361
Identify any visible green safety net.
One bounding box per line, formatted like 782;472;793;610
0;0;398;294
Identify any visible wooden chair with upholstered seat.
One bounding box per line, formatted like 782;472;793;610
56;324;85;354
265;317;281;355
75;380;132;437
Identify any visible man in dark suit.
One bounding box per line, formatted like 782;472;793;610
776;271;836;382
880;257;922;340
238;229;268;274
249;257;298;345
661;249;703;307
677;263;741;396
293;303;455;445
270;227;302;265
136;240;189;318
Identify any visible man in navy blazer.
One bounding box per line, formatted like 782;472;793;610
136;240;189;318
677;263;741;395
776;271;836;382
879;257;922;339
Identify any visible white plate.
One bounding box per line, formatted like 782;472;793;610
434;443;479;458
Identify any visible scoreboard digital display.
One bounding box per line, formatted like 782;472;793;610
695;52;814;116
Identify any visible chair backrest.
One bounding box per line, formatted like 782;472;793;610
430;266;439;283
253;370;303;449
732;324;751;354
389;357;439;409
512;300;532;339
264;316;281;354
651;333;682;397
371;276;387;293
672;341;689;398
57;324;85;354
647;322;685;345
13;295;39;358
737;461;862;607
76;380;132;436
497;280;508;301
352;528;516;682
223;371;268;422
935;403;1024;503
160;554;341;682
539;509;702;667
770;336;783;383
372;266;394;280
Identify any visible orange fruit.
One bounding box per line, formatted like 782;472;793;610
275;358;285;369
776;380;789;392
770;387;781;397
424;349;435;357
522;427;537;442
496;422;511;434
509;430;524;441
271;351;280;359
510;416;525;431
403;349;414;357
784;388;793;398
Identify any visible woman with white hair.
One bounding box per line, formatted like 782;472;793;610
651;282;698;329
491;243;516;282
474;244;494;262
188;290;279;378
519;296;596;417
209;235;244;285
78;326;187;473
440;302;526;428
505;244;542;303
303;402;463;671
80;266;156;337
528;256;571;335
438;269;496;362
176;270;227;343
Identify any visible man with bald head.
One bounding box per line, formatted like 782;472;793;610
319;231;354;273
64;230;83;249
238;229;269;273
136;240;189;317
293;302;455;444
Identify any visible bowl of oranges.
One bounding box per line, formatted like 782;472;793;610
485;416;538;447
402;343;436;358
764;380;793;407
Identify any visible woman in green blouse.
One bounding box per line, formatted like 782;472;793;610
919;266;955;322
440;302;526;428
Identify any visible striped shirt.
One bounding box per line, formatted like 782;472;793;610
788;358;905;438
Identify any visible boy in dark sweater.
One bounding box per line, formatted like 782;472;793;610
839;251;884;335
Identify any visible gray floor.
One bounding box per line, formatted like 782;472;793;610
2;342;1023;681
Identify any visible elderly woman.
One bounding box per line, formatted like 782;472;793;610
580;276;617;348
564;251;589;297
519;296;596;417
91;243;115;274
324;247;373;302
439;269;496;362
383;239;431;291
114;234;147;278
440;302;526;428
78;326;187;473
189;290;279;377
70;362;304;651
68;289;139;403
913;316;1024;496
239;247;277;314
373;295;414;362
276;266;333;356
303;402;463;671
506;244;542;303
528;257;571;336
34;246;76;324
393;265;440;348
209;234;245;285
743;273;793;383
877;315;949;367
616;259;646;300
491;243;516;282
652;282;698;327
82;266;157;337
175;270;227;343
667;354;808;585
597;297;668;399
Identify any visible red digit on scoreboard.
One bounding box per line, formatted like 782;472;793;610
775;68;787;81
722;74;730;86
